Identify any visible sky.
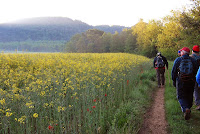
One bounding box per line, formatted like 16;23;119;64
0;0;193;27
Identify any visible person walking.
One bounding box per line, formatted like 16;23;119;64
153;52;168;88
190;45;200;110
171;47;198;120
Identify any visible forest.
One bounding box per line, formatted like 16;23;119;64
65;0;200;60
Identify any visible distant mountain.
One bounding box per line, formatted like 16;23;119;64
0;17;128;42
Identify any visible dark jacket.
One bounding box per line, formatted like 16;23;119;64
153;55;168;69
171;54;198;82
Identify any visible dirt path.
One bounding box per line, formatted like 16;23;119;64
138;87;168;134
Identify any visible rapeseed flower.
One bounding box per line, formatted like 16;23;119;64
33;113;38;118
0;53;150;132
6;112;13;117
0;99;6;105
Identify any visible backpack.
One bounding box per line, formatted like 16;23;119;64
156;56;165;68
191;54;200;67
179;57;194;81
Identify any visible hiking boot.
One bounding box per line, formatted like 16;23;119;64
196;105;200;110
184;108;191;120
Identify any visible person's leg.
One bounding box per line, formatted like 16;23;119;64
188;88;194;109
178;97;191;120
194;82;200;109
179;83;195;120
160;68;165;86
156;69;161;87
178;98;189;112
177;82;190;113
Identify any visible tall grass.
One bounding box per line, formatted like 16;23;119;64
0;53;156;133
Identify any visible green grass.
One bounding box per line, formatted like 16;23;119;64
110;62;157;134
165;61;200;134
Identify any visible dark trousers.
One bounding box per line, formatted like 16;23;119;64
156;68;165;86
194;82;200;106
176;79;195;112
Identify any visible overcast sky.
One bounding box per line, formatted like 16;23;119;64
0;0;193;27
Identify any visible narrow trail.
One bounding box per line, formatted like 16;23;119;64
138;87;168;134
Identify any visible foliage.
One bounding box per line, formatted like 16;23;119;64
180;0;200;46
156;11;183;60
65;29;138;53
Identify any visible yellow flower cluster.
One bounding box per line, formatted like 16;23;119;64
0;99;6;106
0;53;149;125
57;106;66;112
15;115;26;124
33;113;38;118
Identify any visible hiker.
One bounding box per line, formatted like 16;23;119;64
153;52;168;88
190;45;200;110
171;47;198;120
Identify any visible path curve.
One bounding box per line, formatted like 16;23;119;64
138;87;168;134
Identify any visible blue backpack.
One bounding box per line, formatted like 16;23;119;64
179;57;194;81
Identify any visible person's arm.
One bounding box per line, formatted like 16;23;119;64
171;58;180;81
171;58;180;87
192;57;198;76
153;57;156;68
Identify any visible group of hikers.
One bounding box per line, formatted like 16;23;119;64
153;45;200;120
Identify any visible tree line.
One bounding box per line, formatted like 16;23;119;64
0;40;66;52
65;0;200;60
65;29;137;53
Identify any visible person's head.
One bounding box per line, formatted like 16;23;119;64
178;49;181;56
180;47;190;56
192;45;199;54
157;52;161;57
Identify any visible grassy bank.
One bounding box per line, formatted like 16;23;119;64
165;61;200;134
110;61;157;133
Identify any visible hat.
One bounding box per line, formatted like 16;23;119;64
180;47;190;53
192;45;199;52
157;52;161;56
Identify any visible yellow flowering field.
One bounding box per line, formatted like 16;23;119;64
0;53;150;133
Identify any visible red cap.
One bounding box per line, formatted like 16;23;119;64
180;47;190;53
192;45;199;52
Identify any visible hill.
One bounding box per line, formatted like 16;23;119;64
0;17;128;42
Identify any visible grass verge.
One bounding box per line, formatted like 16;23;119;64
110;61;157;133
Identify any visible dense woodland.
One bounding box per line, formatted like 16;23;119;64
66;0;200;60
